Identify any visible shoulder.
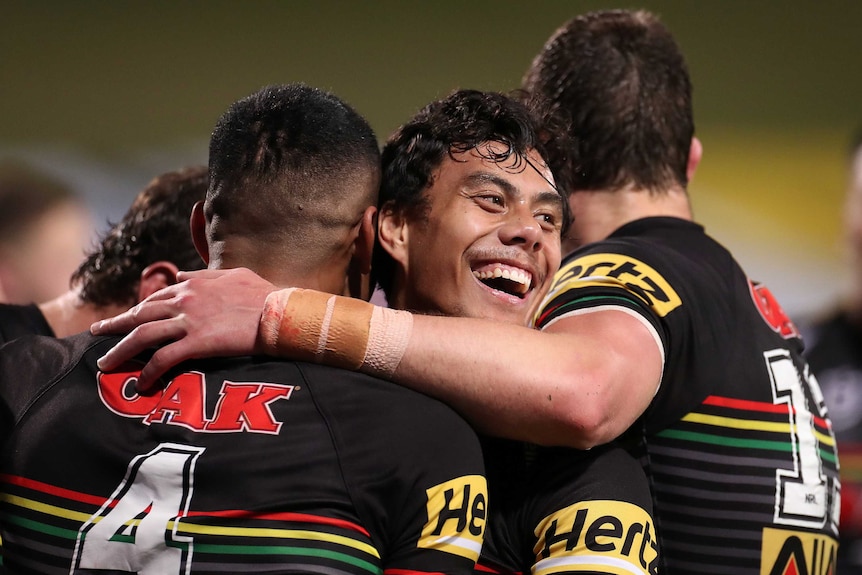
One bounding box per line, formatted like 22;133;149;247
0;303;54;343
0;332;116;429
0;331;109;374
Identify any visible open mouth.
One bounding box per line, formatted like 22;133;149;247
472;264;533;298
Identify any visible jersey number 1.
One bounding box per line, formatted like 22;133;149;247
765;349;839;532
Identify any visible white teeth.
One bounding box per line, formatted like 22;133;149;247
472;265;532;293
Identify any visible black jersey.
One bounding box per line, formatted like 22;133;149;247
0;303;53;344
479;442;659;575
0;332;487;575
535;217;839;575
803;310;862;572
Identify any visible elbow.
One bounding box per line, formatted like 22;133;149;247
538;383;627;449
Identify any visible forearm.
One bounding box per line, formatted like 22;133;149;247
391;308;662;447
260;289;660;448
392;314;592;445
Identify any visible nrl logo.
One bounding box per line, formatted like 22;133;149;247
749;279;800;339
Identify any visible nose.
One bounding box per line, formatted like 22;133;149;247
499;209;543;252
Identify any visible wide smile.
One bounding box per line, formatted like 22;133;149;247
472;263;533;299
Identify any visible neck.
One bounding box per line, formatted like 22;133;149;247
38;290;132;338
211;257;350;296
564;185;693;253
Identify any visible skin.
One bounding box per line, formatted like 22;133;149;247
91;139;699;448
0;202;92;305
38;261;180;338
384;143;564;324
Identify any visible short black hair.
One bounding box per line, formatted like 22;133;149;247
71;165;208;307
205;83;380;272
523;9;694;193
374;88;569;298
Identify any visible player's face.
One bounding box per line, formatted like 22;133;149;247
394;142;563;325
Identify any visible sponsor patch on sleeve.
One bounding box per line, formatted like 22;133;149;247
532;499;658;575
543;253;682;318
419;475;487;562
761;527;837;575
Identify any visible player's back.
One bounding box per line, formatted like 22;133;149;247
0;332;486;574
540;217;840;574
633;219;839;573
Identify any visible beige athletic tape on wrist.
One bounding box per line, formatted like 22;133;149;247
259;288;413;377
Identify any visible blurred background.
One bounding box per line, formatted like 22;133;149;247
2;0;859;318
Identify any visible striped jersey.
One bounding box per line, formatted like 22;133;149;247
479;441;659;575
534;217;840;575
0;333;487;575
802;310;862;572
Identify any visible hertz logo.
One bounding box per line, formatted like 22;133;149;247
545;254;681;318
532;500;658;575
419;475;487;562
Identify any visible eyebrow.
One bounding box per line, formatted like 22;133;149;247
464;172;564;213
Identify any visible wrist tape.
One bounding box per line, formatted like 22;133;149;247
258;288;413;377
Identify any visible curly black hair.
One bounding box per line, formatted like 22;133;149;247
373;89;570;299
71;166;208;307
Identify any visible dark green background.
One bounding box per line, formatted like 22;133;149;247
2;1;860;315
3;1;859;149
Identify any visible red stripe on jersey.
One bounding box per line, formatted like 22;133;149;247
704;395;831;430
0;473;111;507
182;508;371;536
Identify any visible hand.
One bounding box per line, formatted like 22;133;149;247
91;267;276;393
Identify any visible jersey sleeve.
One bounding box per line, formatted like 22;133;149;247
533;247;674;369
517;444;660;575
300;364;488;575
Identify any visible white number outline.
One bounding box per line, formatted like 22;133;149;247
70;442;205;574
765;349;839;533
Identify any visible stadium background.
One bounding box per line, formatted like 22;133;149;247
2;0;859;318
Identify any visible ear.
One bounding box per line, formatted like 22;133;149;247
686;136;703;183
377;203;410;271
136;261;180;302
190;200;209;265
354;205;377;274
345;206;378;300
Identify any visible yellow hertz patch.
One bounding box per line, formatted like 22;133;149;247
545;253;682;318
761;527;837;575
532;500;658;575
419;475;487;562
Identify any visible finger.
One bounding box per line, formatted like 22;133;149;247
96;321;185;371
91;298;177;335
176;268;237;281
135;342;196;393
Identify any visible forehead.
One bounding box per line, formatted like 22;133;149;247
429;143;559;202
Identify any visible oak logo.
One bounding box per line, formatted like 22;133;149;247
419;475;487;562
98;365;294;434
749;280;800;339
547;253;681;317
762;528;837;575
532;500;658;575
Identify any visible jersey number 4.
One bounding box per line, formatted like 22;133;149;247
71;443;204;574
